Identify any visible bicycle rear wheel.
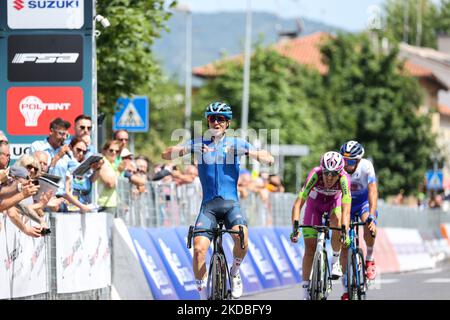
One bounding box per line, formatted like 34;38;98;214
356;249;367;300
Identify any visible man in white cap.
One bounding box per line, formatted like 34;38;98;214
117;148;146;188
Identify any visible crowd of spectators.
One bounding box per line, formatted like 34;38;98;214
0;117;286;239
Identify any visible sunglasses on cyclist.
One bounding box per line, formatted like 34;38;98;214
323;170;339;177
344;158;358;166
207;115;228;123
79;125;92;131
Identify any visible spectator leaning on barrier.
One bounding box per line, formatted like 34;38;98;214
97;140;121;213
135;155;152;181
68;137;104;206
3;165;45;238
1;141;40;214
113;129;129;169
118;148;146;191
31;118;91;213
266;174;285;193
71;114;95;157
171;164;200;186
33;151;50;174
15;155;54;218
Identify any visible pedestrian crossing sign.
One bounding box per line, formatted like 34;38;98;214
113;96;149;132
426;170;443;190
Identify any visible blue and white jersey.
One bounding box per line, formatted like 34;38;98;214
348;158;377;207
183;136;254;204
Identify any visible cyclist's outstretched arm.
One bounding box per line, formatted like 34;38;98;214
162;146;187;160
247;149;275;166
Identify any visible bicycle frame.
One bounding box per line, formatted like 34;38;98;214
294;213;345;300
187;221;245;300
347;218;367;300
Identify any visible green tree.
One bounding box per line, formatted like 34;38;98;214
437;0;450;34
384;0;440;48
320;32;436;196
194;46;330;191
134;77;185;165
96;0;175;116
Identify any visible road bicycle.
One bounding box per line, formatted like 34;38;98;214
346;217;374;300
187;220;245;300
293;213;345;300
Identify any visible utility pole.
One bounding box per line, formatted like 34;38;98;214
175;4;192;133
416;0;423;47
403;0;409;43
241;0;252;141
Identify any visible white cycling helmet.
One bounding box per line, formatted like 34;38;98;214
320;151;344;173
339;140;365;160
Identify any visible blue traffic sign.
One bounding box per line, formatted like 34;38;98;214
426;170;443;190
113;96;149;132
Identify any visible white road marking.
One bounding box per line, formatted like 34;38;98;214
423;278;450;283
415;268;443;274
370;279;400;285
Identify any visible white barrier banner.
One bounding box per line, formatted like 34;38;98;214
0;215;48;299
384;228;435;272
56;212;111;293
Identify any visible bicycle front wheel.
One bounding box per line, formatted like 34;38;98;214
310;251;324;300
209;253;227;300
347;249;358;300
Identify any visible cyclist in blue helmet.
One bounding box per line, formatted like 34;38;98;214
162;101;274;300
339;140;379;300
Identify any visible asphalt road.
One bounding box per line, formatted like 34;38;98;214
241;261;450;300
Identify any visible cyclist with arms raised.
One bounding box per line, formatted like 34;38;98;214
290;151;351;300
162;102;274;300
339;140;378;300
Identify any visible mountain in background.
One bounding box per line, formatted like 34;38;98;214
152;11;342;83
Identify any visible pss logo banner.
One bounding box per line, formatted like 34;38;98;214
8;34;83;82
7;0;84;29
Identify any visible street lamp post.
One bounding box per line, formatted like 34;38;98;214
175;4;192;133
241;0;252;141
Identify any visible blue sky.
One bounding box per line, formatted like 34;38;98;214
177;0;385;31
176;0;442;32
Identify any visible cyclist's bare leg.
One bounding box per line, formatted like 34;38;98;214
193;235;211;280
302;238;317;280
360;212;376;247
329;212;342;254
230;225;248;298
231;224;248;259
340;247;348;273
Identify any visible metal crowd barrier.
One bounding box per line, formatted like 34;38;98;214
15;213;110;300
115;178;450;231
14;179;449;300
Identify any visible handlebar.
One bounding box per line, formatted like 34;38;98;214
186;225;245;249
349;220;376;238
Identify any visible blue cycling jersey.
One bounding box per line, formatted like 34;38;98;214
184;136;254;204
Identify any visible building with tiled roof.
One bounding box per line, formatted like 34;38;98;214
194;31;450;191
